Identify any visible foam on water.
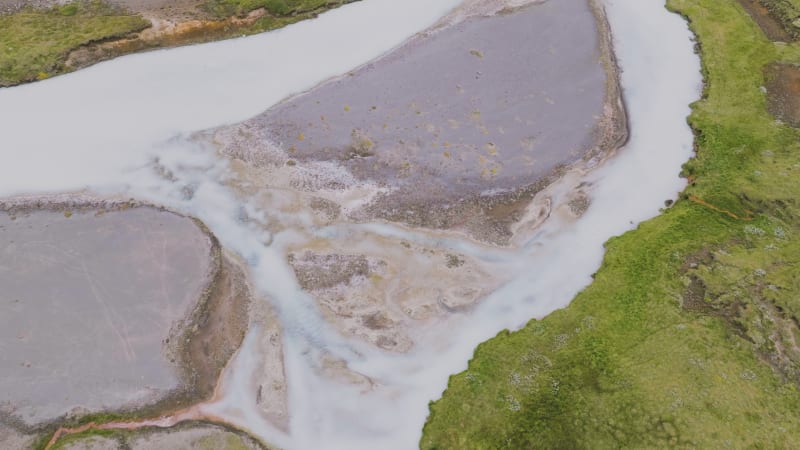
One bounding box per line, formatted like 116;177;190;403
0;0;701;449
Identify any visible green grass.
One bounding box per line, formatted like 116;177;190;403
47;428;123;450
189;1;358;46
0;1;149;86
202;0;353;20
422;0;800;448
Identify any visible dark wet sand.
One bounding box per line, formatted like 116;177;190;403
222;0;622;243
0;207;213;426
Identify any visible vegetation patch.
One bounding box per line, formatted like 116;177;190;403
0;0;361;87
422;0;800;447
0;0;149;86
738;0;795;41
764;62;800;126
46;421;266;450
202;0;355;21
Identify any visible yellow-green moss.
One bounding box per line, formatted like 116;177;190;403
0;1;149;86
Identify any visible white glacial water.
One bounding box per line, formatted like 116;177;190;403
0;0;701;449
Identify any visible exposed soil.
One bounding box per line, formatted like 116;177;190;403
0;0;52;14
680;249;747;334
0;0;205;22
107;0;207;21
289;252;371;291
65;9;268;71
679;246;715;273
0;424;36;450
737;0;793;41
248;301;289;431
681;275;710;313
764;62;800;127
360;176;557;245
176;251;252;404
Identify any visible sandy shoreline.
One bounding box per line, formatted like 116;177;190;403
0;0;362;87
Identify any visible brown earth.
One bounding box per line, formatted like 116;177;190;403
737;0;793;41
55;422;266;450
107;0;207;21
681;246;800;386
764;62;800;127
174;249;252;406
286;240;506;352
0;199;251;448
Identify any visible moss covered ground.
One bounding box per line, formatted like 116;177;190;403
760;0;800;37
0;0;358;87
0;1;149;86
198;0;357;44
422;0;800;448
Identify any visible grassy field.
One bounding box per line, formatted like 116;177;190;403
0;1;149;86
762;0;800;38
198;0;358;43
422;0;800;448
202;0;353;20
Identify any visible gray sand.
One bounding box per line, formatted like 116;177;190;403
248;0;608;207
0;208;213;426
215;0;622;243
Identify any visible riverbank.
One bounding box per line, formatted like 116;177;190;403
0;0;358;87
423;0;800;447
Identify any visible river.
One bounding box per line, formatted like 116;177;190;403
0;0;701;449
